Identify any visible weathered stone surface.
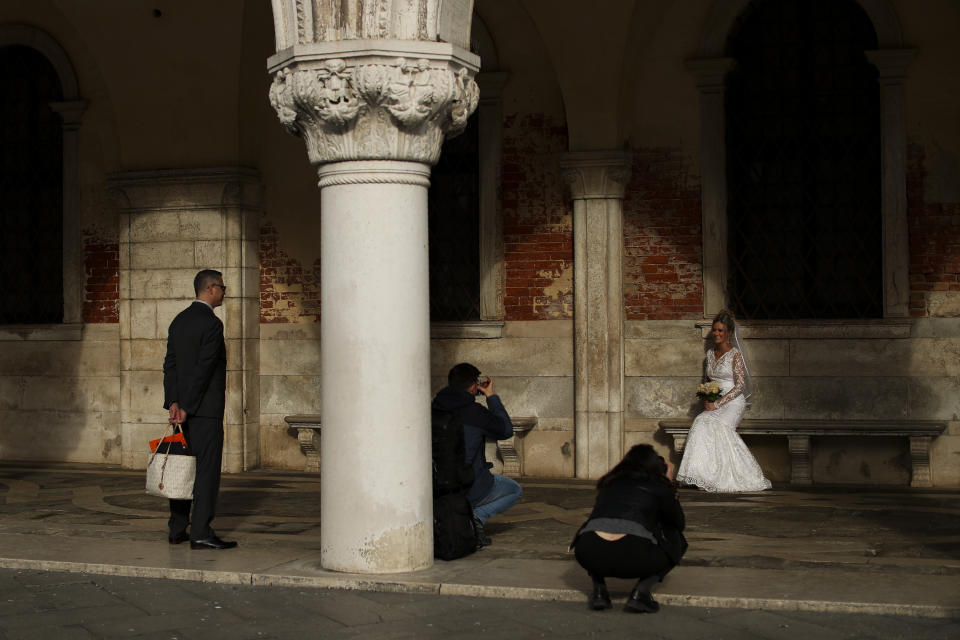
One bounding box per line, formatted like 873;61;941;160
21;376;119;413
521;430;574;477
0;410;121;463
260;375;322;415
129;240;196;270
625;339;703;377
260;339;323;376
129;300;158;340
925;291;960;317
430;337;572;377
931;434;960;485
809;437;911;485
0;341;119;377
259;421;314;470
625;320;700;340
503;320;572;339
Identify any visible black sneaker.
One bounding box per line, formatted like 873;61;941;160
472;515;492;547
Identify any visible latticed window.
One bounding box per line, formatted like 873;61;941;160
428;113;480;321
0;45;63;323
725;0;882;319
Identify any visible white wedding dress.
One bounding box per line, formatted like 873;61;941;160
676;347;772;492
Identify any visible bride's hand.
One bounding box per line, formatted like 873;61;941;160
704;401;716;411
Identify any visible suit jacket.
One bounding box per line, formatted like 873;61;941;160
163;301;226;419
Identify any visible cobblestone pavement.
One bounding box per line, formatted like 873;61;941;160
1;568;958;640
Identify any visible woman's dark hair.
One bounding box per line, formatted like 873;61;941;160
597;444;671;489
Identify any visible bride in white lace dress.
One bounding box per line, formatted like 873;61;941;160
676;310;771;493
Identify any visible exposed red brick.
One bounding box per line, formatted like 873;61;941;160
502;114;573;320
907;143;960;317
623;149;703;320
82;238;119;323
259;222;321;323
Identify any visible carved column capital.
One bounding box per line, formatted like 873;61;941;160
559;151;633;201
268;49;479;166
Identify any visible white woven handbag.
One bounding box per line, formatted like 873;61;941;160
145;424;196;500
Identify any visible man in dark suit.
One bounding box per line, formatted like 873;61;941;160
162;269;237;550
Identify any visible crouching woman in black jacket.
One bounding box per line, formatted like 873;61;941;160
570;444;686;613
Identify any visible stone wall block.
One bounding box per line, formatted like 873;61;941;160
178;211;226;241
0;410;120;464
774;377;909;420
931;435;960;486
241;298;260;338
196;240;225;267
521;431;575;477
222;423;244;472
120;338;132;371
121;421;167;468
261;338;323;375
259;421;315;470
0;377;24;410
472;376;573;418
117;300;130;341
155;299;193;339
241;241;259;269
260;375;322;415
130;240;196;270
625;376;699;419
118;270;130;300
21;376;119;413
124;370;165;417
224;209;243;241
429;337;572;377
625;339;704;377
129;212;181;243
118;213;131;244
129;269;197;300
128;340;167;372
224;371;244;425
0;341;118;377
221;297;242;339
130;300;158;340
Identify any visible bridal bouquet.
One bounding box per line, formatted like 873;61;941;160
696;381;722;402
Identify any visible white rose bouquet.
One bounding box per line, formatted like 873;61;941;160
696;381;722;402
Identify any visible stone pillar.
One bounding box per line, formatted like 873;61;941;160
110;169;262;473
865;49;916;319
50;100;87;324
686;58;735;319
267;2;479;573
560;152;632;479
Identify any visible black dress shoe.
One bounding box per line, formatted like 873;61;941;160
589;581;612;610
190;535;238;550
168;531;189;545
624;589;660;614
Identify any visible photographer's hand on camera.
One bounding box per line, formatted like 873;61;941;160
477;376;495;397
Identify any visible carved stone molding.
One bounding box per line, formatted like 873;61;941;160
269;53;479;165
559;151;633;201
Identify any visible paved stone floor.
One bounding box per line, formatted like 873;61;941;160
0;462;958;623
2;568;959;639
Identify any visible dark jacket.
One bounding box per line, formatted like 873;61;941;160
574;473;686;562
162;301;227;419
431;386;513;504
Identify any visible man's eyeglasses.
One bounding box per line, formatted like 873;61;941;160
211;284;227;292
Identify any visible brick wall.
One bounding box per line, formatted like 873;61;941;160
502;114;573;320
259;221;321;323
82;237;118;323
907;143;960;317
623;148;703;320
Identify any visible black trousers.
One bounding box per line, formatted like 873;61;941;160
574;532;674;581
168;416;224;540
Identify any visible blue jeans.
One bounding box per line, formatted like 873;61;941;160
471;474;523;525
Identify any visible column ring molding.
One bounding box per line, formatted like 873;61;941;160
317;161;431;189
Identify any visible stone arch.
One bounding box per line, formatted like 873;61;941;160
0;24;79;99
691;0;912;320
697;0;903;56
0;24;86;323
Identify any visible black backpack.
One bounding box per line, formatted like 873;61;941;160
431;408;475;496
431;408;479;560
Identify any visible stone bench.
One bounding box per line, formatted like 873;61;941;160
659;418;947;488
497;416;538;477
284;414;538;476
283;415;322;472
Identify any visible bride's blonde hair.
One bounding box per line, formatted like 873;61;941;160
712;309;737;333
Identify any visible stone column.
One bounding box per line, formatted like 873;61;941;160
686;58;735;319
865;49;916;319
267;3;479;573
50;100;87;324
110;169;262;473
560;152;632;479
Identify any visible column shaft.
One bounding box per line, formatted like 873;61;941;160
318;161;433;573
